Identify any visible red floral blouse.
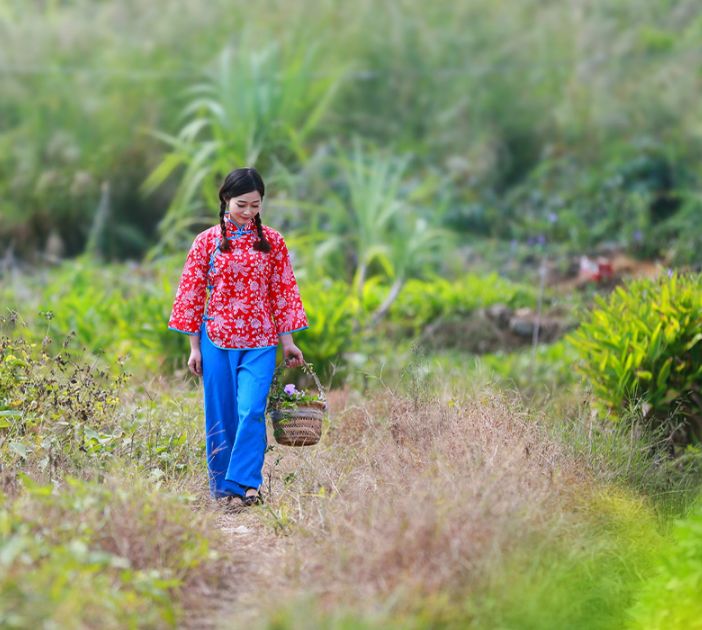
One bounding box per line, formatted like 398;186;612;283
167;217;309;349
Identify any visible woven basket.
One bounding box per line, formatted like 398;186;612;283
268;360;327;446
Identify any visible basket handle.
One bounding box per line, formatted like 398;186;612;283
270;359;327;404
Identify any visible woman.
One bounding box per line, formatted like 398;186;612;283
168;167;308;509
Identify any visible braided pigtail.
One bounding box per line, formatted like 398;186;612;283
253;213;271;252
218;198;230;252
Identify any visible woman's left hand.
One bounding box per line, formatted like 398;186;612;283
282;341;304;368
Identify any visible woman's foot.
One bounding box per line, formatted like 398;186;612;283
243;487;264;506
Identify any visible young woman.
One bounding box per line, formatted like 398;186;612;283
167;167;308;509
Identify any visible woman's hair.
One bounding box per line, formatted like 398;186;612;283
218;167;271;252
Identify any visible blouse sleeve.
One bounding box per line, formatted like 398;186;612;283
167;232;210;336
268;235;309;336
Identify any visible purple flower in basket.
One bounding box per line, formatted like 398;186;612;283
283;383;298;396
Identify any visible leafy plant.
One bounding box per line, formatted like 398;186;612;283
268;382;324;411
0;315;205;479
626;494;702;629
567;271;702;448
363;272;537;337
292;278;360;385
141;34;342;257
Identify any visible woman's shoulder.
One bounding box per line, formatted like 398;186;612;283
260;223;285;246
192;224;222;245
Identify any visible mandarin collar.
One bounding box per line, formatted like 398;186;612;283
225;215;258;235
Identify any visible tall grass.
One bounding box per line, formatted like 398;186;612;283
205;377;666;628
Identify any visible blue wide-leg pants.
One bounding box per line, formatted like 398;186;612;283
200;321;278;498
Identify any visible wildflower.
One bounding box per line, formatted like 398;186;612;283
283;384;297;395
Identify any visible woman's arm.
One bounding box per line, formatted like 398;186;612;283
268;233;309;368
168;232;210;336
188;332;202;376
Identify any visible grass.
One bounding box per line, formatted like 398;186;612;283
208;378;669;628
0;468;224;629
2;289;701;627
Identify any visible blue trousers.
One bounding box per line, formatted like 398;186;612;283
200;321;278;498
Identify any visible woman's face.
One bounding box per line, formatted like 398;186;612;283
226;191;262;226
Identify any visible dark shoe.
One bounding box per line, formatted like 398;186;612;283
243;488;264;506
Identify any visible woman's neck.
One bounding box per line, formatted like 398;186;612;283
226;215;256;230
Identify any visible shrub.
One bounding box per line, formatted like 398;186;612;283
0;256;183;375
0;320;205;480
363;272;536;337
293;278;359;386
0;473;220;629
567;271;702;448
0;321;129;472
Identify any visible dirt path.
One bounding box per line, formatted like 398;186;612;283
180;501;288;630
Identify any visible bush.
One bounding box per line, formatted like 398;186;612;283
567;271;702;447
0;321;205;480
0;473;220;629
362;272;536;337
292;278;360;387
0;256;183;375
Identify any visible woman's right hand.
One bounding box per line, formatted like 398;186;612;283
188;349;203;377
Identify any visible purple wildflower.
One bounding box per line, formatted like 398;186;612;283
283;384;297;395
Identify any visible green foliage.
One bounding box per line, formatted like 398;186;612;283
142;33;341;257
364;272;536;336
330;138;451;292
0;323;128;470
567;272;702;445
293;279;359;386
0;321;205;479
464;487;664;630
2;256;183;374
500;140;697;257
0;473;218;629
626;495;702;629
1;260;540;386
3;1;702;266
653;190;702;266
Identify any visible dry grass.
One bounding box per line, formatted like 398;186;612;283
238;380;589;620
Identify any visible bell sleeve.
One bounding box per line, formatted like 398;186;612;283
268;235;309;336
167;232;210;336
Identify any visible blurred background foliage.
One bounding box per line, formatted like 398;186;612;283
1;0;701;263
